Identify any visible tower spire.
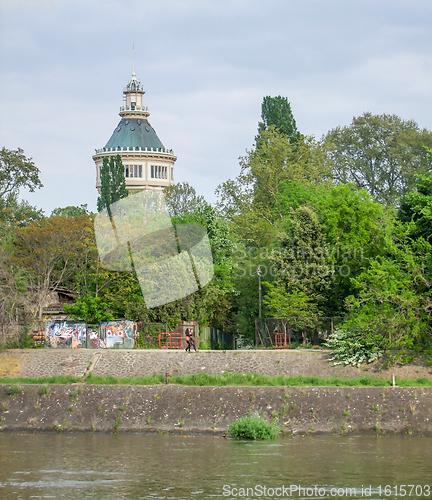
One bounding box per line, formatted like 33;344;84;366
132;43;135;77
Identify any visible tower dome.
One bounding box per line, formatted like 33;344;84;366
93;54;176;194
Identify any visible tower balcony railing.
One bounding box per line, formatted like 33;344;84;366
120;105;149;113
94;146;175;155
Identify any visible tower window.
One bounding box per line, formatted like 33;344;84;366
150;165;168;180
124;165;142;178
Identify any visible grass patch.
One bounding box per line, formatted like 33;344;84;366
1;373;431;387
85;372;432;387
229;412;279;440
0;375;80;385
85;373;166;385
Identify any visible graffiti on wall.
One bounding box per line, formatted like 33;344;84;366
99;320;135;349
86;327;103;349
45;321;86;349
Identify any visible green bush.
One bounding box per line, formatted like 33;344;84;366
7;385;21;396
198;340;211;350
39;385;50;396
325;329;383;367
229;412;279;440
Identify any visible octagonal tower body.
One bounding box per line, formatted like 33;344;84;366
93;69;176;194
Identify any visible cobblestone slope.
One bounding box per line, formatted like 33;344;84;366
1;349;431;380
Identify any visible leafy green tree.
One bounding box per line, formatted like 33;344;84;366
256;96;300;147
342;222;432;354
316;183;393;314
96;155;128;215
10;215;94;320
271;206;334;314
274;179;321;217
63;295;114;323
216;128;330;246
325;112;432;206
0;147;43;199
163;181;207;216
274;181;393;315
0;195;44;230
51;204;90;218
263;283;321;346
398;149;432;243
0;147;44;230
263;283;318;318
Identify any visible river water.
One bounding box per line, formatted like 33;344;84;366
0;433;431;500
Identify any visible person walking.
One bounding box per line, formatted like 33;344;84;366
189;328;197;352
185;328;192;352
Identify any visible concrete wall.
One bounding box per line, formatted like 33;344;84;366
1;384;431;435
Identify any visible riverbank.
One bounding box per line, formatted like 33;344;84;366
2;349;431;436
1;384;431;436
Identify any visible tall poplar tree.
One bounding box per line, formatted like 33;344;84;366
255;96;300;147
96;155;128;215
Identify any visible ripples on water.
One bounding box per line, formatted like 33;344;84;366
0;433;431;499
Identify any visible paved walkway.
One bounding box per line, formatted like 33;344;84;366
1;349;431;380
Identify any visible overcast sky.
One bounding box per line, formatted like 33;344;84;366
1;0;431;215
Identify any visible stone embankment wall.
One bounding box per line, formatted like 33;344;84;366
1;349;432;380
1;384;431;436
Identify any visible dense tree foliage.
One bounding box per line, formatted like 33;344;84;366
271;206;335;314
10;215;94;320
2;105;432;359
216;127;330;247
51;204;90;218
325;113;432;206
398;148;432;243
63;295;114;324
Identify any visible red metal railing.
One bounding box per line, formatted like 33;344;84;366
159;332;183;349
275;333;287;350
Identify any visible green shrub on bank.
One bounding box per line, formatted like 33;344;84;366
198;340;211;350
7;385;21;396
325;329;383;367
229;412;279;439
